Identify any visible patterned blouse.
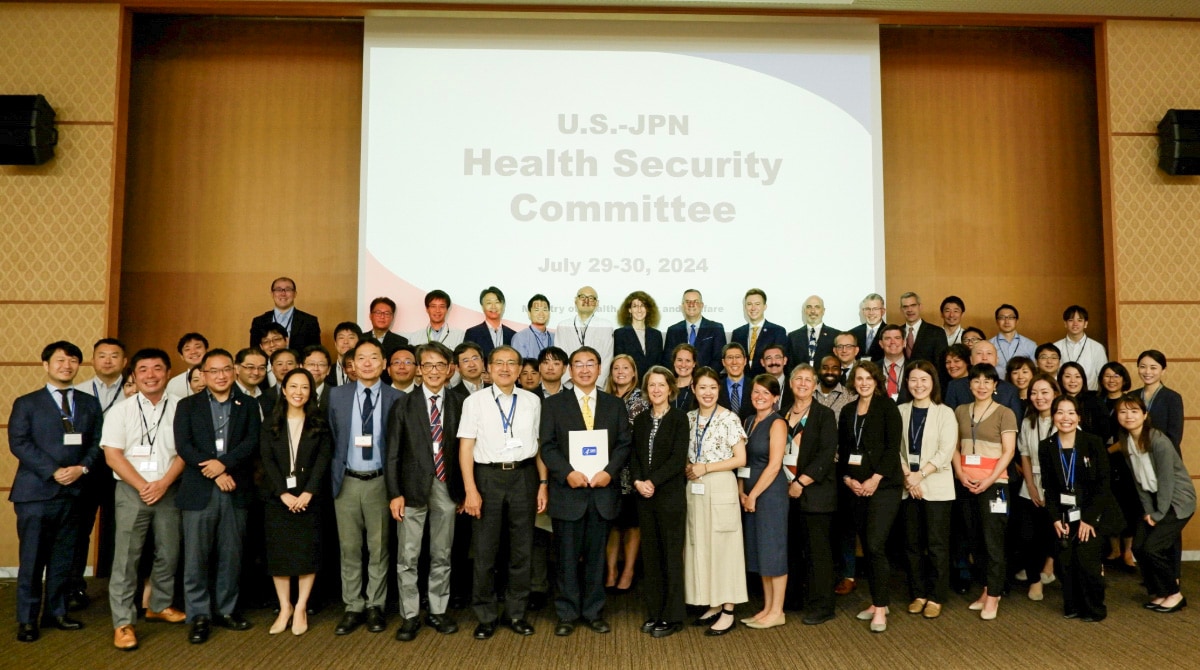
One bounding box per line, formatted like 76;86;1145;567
688;407;747;465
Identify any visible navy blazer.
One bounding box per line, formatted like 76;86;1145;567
664;318;727;372
250;308;322;353
787;324;842;369
847;322;888;362
539;389;633;522
717;375;756;421
173;389;262;510
463;323;516;359
385;385;465;507
613;326;664;380
731;321;788;377
8;387;103;504
871;357;914;405
327;381;403;498
1141;386;1184;453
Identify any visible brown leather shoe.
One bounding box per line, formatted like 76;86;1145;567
114;625;138;650
146;607;187;624
834;578;857;596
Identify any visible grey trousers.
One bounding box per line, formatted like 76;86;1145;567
396;478;457;619
334;475;390;611
182;492;247;621
109;481;181;627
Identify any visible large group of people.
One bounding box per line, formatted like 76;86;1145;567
9;278;1195;651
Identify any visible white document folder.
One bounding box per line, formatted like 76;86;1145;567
569;429;609;479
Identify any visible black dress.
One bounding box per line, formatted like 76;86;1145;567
261;418;332;576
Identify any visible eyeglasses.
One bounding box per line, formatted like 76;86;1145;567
996;315;1017;321
261;336;285;346
833;344;857;350
238;364;267;373
271;287;295;294
572;361;598;369
962;337;983;345
371;310;393;317
458;355;482;364
305;361;329;369
391;360;416;367
576;294;598;302
1037;354;1060;361
205;366;234;375
491;360;520;368
420;362;449;372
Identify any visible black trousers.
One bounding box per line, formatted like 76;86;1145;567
1016;497;1055;579
69;470;115;590
788;508;834;616
903;498;951;604
471;464;538;623
552;501;610;622
851;487;901;608
1133;509;1191;598
1055;523;1106;618
962;483;1008;594
15;497;79;624
637;492;686;624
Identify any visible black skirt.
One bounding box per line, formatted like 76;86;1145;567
264;498;323;576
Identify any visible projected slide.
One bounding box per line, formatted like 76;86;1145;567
361;18;884;334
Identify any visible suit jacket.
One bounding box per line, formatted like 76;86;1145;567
364;330;409;360
664;318;727;373
327;381;403;498
904;321;948;365
629;408;689;502
837;395;903;489
173;389;261;510
463;322;516;359
731;321;788;377
787;324;842;369
613;326;664;380
7;387;103;504
314;383;332;419
1039;431;1122;535
847;322;888;362
944;378;1024;422
259;417;332;499
385;385;464;506
1141;385;1185;453
790;402;839;513
1131;429;1196;522
250;308;321;352
872;357;913;404
897;403;958;501
717;375;756;421
539;389;633;522
258;386;279;418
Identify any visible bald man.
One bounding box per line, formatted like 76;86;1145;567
941;341;1023;420
786;295;841;369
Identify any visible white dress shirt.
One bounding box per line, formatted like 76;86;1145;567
100;392;177;482
457;386;541;463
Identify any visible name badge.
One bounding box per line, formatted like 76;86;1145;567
505;438;523;451
847;454;864;466
690;482;706;495
215;438;225;454
137;461;158;473
129;444;152;458
64;433;83;446
355;435;373;448
1060;493;1076;506
907;452;921;465
737;467;751;479
965;454;982;466
1067;509;1081;523
990;498;1008;514
286;476;298;489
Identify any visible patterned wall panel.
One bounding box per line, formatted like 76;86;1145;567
1108;361;1200;419
0;434;14;490
1107;21;1200;134
0;4;120;122
0;125;114;302
0;304;107;363
1116;304;1200;361
0;367;53;426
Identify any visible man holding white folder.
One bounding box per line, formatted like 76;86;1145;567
538;346;632;637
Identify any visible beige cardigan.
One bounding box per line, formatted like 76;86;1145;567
898;402;958;501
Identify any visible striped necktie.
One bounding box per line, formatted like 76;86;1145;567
431;395;445;482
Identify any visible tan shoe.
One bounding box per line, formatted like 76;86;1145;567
923;602;942;619
907;598;927;614
146;607;187;623
114;625;138;650
834;578;857;596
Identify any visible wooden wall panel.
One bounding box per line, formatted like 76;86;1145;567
880;27;1105;347
120;17;363;362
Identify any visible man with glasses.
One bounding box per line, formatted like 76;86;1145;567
364;297;410;361
1034;342;1061;377
847;293;888;361
897;291;946;364
664;289;727;372
388;345;419;394
249;276;321;352
257;324;289;388
556;286;615;386
987;304;1036;378
832;332;860;386
233;348;268;405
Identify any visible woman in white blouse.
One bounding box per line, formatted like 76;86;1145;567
1017;374;1060;601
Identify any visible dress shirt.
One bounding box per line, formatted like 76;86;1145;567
207;391;232;452
405;325;465;349
100;392;177;481
989;332;1037;378
944;325;963;346
1052;336;1108;391
165;370;193;399
78;376;126;415
457;386;541;463
511;326;554;360
236;381;261;399
273;306;296;338
556;315;615;384
574;386;598;428
393;382;417;394
882;357;906;401
346;381;385;471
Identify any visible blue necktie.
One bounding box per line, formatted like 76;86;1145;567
689;324;697;346
731;382;741;410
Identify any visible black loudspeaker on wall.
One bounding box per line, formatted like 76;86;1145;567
0;94;58;166
1158;109;1200;176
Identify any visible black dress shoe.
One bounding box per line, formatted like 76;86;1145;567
554;619;575;637
693;611;720;626
473;620;498;639
705;608;736;636
1155;597;1188;613
67;591;90;612
508;619;534;636
16;623;39;642
802;612;836;626
585;618;611;634
528;592;548;611
651;621;683;638
365;606;387;633
40;615;84;631
426;612;458;635
641;619;658;634
449;596;469;610
335;611;364;635
188;617;210;644
395;617;421;641
213;613;252;631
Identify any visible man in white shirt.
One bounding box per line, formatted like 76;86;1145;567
1053;305;1108;391
988;303;1037;378
406;290;465;350
556;286;615;386
388;345;418;394
165;333;207;399
102;348;187;649
940;296;966;347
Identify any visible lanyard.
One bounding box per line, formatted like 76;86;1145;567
285;419;302;477
1064;336;1087;363
56;388;77;425
573;316;591;345
426;325;449;343
274;309;294;335
93;380;120;413
531;327;550;350
492;388;518;437
908;409;927;456
137;397;169;455
1057;437;1076;491
694;408;716;461
357;387;376;434
852;412;867;452
970;400;994;455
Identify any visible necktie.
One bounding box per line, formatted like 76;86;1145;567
866;327;877;354
808;328;818;362
582;395;594;430
731;382;741;410
887;363;899;398
60;389;74;432
361;388;375;461
688;324;697;346
748;326;760;363
430;395;445;482
905;326;916;359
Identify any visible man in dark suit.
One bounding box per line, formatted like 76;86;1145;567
249;276;322;352
872;325;912;404
386;342;464;642
716;343;755;420
539;346;632;636
787;295;841;369
730;288;788;378
300;345;335;417
364;297;409;361
463;286;517;359
172;348;261;644
450;342;488;401
327;340;403;636
258;348;299;416
663;289;727;372
898;291;947;365
832;333;860;386
9;341;103;642
846;292;888;362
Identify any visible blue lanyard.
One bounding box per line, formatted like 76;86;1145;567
493;389;518;437
1057;437;1076;491
531;327;551;350
908;410;927;457
694;409;715;461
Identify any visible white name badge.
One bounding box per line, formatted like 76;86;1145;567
137;461;158;473
690;482;706;495
215;438;225;454
129;444;152;458
990;498;1008;514
737;467;751;479
1068;509;1082;523
355;435;373;448
1061;493;1077;506
64;433;83;446
908;452;921;465
965;454;982;466
286;476;298;489
505;438;523;451
847;454;864;466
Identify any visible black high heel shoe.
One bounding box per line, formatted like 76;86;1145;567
1155;597;1187;613
705;607;737;636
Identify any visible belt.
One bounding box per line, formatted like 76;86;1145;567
345;469;383;481
478;457;535;471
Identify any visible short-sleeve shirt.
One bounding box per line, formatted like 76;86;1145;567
687;408;746;464
457;386;541;463
100;392;177;482
955;403;1018;482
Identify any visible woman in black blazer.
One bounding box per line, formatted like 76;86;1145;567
631;365;690;638
260;368;332;636
838;361;903;633
614;291;665;380
1136;350;1185;453
782;364;839;625
1039;395;1121;622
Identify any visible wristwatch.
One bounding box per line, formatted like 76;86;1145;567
81;466;89;475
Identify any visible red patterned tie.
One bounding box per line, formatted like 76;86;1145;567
431;395;445;482
887;363;899;398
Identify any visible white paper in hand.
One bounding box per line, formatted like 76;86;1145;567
569;429;609;479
